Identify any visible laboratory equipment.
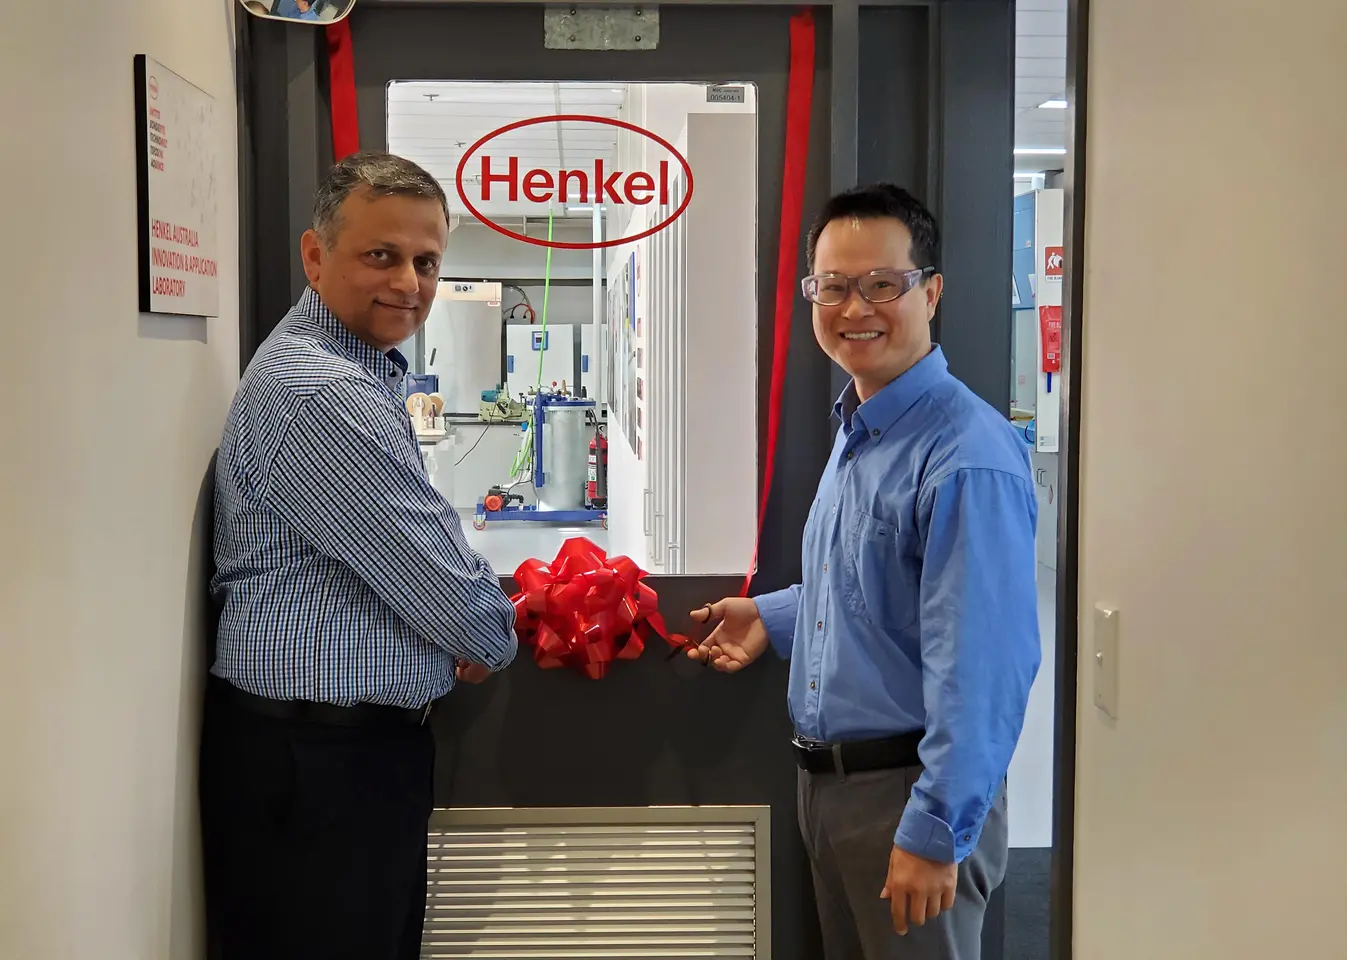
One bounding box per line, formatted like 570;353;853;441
405;373;439;398
586;423;608;508
580;324;598;399
422;280;503;415
505;323;575;398
478;386;526;423
473;390;606;529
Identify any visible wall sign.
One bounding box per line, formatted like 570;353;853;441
1044;245;1064;280
134;55;219;317
707;84;747;103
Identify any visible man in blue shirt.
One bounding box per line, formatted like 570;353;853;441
271;0;322;21
201;152;518;960
691;184;1040;960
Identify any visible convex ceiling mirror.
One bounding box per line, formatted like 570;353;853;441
238;0;355;24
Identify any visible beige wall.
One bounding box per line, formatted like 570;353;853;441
0;2;239;958
1075;1;1347;958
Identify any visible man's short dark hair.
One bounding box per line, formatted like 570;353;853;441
312;151;449;247
805;183;941;272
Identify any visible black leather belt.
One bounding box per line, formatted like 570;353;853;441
791;730;924;775
211;676;433;728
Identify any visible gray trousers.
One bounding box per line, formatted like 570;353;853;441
797;765;1009;960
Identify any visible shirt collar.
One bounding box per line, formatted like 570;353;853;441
833;345;950;436
295;287;408;387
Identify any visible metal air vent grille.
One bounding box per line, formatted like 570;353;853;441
423;805;771;959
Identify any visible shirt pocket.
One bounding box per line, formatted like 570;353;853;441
843;510;921;633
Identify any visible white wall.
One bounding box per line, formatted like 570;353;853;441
612;82;757;240
1075;2;1347;958
679;113;758;574
0;3;240;959
602;99;758;574
443;219;595;281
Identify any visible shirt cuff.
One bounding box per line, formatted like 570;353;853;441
895;806;964;864
751;589;798;659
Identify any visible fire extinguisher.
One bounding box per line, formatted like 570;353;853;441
587;425;608;508
1039;305;1063;392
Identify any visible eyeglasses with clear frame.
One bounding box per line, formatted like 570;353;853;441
800;266;937;306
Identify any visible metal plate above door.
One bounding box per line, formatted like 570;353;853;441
543;4;660;49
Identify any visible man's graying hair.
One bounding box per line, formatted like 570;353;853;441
312;151;449;247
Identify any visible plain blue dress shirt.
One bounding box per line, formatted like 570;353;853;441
755;345;1041;864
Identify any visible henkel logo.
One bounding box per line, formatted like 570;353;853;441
454;114;694;250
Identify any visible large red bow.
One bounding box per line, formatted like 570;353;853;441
511;537;690;679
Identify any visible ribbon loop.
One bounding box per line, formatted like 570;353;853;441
511;537;690;679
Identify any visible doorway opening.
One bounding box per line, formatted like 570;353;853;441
387;80;760;578
1005;2;1071;958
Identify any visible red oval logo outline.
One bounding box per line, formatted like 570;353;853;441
454;114;695;251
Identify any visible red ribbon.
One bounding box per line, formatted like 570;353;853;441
325;20;360;161
511;537;690;680
743;8;816;597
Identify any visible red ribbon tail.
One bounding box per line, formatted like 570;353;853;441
325;20;359;161
743;8;815;597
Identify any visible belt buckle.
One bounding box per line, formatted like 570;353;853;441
792;736;827;766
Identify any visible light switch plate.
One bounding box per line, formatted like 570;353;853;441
1093;604;1120;719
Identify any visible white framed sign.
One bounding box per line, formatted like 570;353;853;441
134;55;219;317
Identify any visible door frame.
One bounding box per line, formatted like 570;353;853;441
228;3;1085;959
1051;1;1089;958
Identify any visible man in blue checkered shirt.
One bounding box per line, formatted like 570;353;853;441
200;151;517;960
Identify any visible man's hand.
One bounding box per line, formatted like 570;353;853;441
880;845;957;935
455;661;492;684
686;598;771;672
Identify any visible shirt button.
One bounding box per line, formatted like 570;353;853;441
816;621;823;630
822;563;828;572
810;681;816;690
872;428;880;437
846;451;854;460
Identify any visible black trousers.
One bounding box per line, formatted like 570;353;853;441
200;682;435;960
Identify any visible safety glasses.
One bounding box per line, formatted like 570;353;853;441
801;266;936;306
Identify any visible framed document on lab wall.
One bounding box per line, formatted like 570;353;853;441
134;54;220;317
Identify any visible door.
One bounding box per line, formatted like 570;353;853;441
237;4;1016;958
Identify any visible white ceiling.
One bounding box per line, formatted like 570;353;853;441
1015;0;1069;171
387;11;1068;220
387;81;624;223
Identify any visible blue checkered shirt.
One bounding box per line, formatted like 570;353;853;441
210;287;517;708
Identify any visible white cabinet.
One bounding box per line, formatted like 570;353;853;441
506;323;575;397
1031;449;1058;571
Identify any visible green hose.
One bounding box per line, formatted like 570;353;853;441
510;210;556;480
536;209;554;390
